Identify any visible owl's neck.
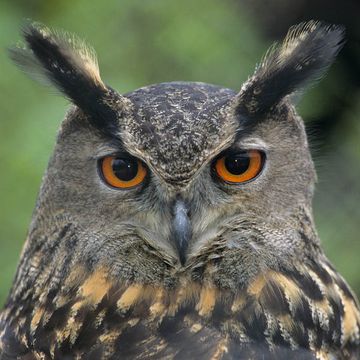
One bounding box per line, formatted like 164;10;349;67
2;250;359;359
5;204;321;310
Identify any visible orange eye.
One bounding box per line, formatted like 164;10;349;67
100;155;147;189
214;150;264;184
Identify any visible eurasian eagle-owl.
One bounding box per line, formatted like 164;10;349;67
0;21;359;359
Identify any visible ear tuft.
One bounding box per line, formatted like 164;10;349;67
9;22;106;97
235;21;345;117
9;22;131;138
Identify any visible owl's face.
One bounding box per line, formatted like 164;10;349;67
13;22;342;285
38;81;315;280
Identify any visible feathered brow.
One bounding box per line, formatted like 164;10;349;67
236;21;345;117
9;23;129;137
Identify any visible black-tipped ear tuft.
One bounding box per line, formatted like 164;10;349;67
235;21;345;118
9;22;132;137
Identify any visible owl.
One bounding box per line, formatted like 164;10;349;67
0;20;359;360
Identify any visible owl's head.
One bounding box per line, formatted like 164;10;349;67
11;22;344;285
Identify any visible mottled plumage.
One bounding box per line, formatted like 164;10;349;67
1;21;359;359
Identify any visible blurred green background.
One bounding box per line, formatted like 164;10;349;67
0;0;359;305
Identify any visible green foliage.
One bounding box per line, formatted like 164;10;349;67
0;0;359;305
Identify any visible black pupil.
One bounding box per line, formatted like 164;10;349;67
224;152;250;175
112;158;138;181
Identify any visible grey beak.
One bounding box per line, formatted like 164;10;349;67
171;198;191;265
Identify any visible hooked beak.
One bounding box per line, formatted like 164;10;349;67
171;198;191;265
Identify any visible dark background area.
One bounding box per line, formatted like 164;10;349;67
0;0;359;304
